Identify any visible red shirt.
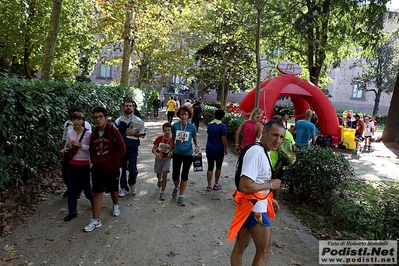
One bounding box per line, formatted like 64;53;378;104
153;135;172;157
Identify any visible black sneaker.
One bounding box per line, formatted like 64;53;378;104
64;213;77;222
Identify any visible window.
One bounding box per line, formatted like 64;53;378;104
352;84;363;99
99;64;112;78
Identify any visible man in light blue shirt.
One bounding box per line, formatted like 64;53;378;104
292;109;316;146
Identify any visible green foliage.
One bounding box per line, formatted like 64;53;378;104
0;0;101;79
332;180;399;240
201;104;218;124
284;145;354;216
202;102;246;139
287;180;399;240
0;77;152;189
352;33;399;116
204;101;221;109
223;112;246;139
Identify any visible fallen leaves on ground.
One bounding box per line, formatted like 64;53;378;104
0;167;65;239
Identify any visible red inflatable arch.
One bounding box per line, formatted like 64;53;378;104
238;62;339;146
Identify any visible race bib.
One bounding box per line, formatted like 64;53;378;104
176;130;190;142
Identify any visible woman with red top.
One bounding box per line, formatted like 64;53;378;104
64;112;93;221
234;108;264;153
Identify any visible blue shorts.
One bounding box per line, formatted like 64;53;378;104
242;212;271;228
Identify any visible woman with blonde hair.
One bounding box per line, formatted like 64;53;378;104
234;108;264;153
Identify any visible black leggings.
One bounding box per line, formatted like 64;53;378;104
206;154;224;171
172;153;192;182
167;111;175;124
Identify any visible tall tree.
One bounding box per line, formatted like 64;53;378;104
121;10;134;87
0;0;51;77
261;0;391;87
352;34;398;116
41;0;63;81
96;0;208;88
194;1;255;110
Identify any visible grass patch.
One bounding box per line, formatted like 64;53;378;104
281;179;399;240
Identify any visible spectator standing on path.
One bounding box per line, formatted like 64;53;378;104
84;107;126;232
61;105;92;198
169;106;199;206
292;109;316;146
63;111;93;221
363;117;374;151
152;123;173;201
184;98;192;109
281;111;290;130
160;95;165;109
234;108;264;153
229;120;284;266
205;110;227;191
132;100;142;119
166;96;176;124
114;100;147;197
352;114;364;153
192;100;203;132
152;96;161;119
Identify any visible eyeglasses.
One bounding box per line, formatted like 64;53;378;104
93;115;105;120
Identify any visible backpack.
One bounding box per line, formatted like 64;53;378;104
277;138;296;167
235;142;274;191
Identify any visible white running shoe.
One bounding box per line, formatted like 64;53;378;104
112;204;120;217
130;184;137;195
84;219;102;232
119;188;128;197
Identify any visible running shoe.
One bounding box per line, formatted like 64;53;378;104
172;188;178;198
160;192;166;201
84;219;102;232
119;188;128;197
213;183;222;190
130;184;137;195
177;196;186;206
112;204;120;217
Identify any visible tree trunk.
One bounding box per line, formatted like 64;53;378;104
220;65;227;110
382;70;399;143
120;11;134;87
372;89;382;116
41;0;63;81
254;4;261;109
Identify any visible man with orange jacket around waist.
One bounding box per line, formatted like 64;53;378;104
229;120;284;266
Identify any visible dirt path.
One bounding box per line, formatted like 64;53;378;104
0;118;320;266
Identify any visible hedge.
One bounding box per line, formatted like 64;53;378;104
0;77;153;189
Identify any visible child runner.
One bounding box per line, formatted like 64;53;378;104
152;123;173;201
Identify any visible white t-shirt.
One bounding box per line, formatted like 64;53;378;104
240;145;272;212
364;121;374;137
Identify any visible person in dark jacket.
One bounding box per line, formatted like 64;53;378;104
114;100;147;197
84;107;126;232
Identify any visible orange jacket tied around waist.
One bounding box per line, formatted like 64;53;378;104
227;190;275;242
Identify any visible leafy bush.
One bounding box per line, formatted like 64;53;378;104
223;112;246;140
284;145;354;216
201;104;218;124
0;77;153;189
333;181;399;240
204;101;221;109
